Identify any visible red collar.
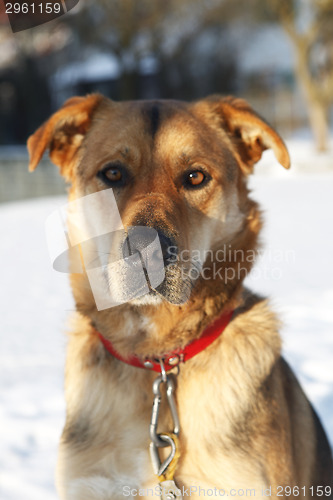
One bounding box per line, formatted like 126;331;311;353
97;310;234;373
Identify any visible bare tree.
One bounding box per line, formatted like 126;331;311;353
64;0;244;100
264;0;333;151
65;0;200;99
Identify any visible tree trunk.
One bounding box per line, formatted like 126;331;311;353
307;99;329;152
293;37;330;151
118;69;140;101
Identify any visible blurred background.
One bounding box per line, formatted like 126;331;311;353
0;0;332;202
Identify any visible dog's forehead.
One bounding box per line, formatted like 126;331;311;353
103;99;192;132
138;99;187;137
91;98;222;149
81;98;235;182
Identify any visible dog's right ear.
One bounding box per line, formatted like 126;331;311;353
27;94;104;181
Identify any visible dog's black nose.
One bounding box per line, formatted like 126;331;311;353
156;231;177;264
122;227;177;266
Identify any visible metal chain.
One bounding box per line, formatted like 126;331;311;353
149;360;180;476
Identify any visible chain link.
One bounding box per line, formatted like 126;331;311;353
149;360;180;477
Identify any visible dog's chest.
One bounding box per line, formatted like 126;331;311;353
114;367;267;493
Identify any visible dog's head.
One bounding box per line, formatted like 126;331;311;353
28;94;289;311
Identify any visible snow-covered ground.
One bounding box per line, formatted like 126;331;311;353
0;138;332;499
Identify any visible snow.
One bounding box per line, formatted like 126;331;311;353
0;140;333;498
0;197;72;500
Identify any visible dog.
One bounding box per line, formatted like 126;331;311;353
28;94;333;499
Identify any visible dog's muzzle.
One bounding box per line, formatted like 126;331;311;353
122;227;177;270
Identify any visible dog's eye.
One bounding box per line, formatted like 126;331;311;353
184;170;208;189
97;164;127;187
104;168;122;182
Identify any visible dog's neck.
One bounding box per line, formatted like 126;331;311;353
71;195;261;360
75;280;243;360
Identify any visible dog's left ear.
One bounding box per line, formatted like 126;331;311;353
211;96;290;174
27;94;104;180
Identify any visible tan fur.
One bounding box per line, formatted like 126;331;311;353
28;95;333;499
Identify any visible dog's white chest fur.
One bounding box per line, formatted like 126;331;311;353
59;348;270;499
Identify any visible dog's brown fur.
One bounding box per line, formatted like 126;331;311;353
28;95;333;499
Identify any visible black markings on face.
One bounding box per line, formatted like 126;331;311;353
143;103;160;139
150;105;160;138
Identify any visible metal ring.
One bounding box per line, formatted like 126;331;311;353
159;358;167;382
149;434;176;476
150;374;180;447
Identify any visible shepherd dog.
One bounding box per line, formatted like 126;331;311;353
28;94;333;499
